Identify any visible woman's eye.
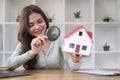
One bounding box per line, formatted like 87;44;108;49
29;23;34;27
37;19;43;23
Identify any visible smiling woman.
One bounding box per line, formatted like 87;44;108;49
7;5;86;71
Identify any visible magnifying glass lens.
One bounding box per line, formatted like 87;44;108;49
46;26;60;41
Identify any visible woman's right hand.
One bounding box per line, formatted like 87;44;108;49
29;36;48;57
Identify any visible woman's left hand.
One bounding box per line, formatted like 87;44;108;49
68;53;86;63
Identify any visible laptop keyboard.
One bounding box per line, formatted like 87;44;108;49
0;71;31;78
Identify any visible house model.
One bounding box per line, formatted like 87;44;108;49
63;25;93;56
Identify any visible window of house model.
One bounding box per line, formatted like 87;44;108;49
79;31;83;36
82;45;87;50
69;43;75;48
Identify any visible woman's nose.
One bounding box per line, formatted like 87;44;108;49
34;23;39;29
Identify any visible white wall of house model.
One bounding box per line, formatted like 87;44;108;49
63;25;93;56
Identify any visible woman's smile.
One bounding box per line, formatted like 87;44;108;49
35;28;44;35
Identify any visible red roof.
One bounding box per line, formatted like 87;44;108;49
64;25;93;42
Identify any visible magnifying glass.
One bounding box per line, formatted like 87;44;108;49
46;26;60;41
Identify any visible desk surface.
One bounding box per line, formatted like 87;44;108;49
1;70;120;80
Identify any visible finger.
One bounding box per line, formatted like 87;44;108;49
73;54;80;58
78;55;85;59
43;35;48;39
75;54;80;57
38;36;48;44
42;36;48;43
73;54;82;61
34;40;41;47
79;55;83;58
71;54;80;60
37;38;42;44
31;38;40;47
72;54;79;60
39;37;46;44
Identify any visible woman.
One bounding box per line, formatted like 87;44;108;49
7;5;85;70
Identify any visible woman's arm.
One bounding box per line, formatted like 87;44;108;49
7;43;33;70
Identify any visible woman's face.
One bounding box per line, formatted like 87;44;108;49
28;13;47;37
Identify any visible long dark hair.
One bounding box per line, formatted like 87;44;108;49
18;5;49;70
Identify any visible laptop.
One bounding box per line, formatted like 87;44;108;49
0;67;31;78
